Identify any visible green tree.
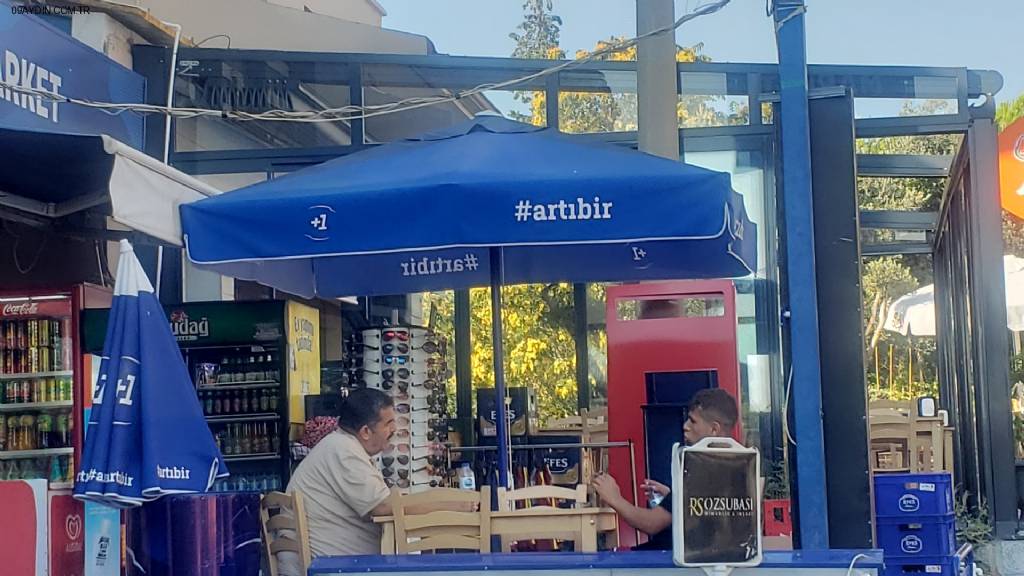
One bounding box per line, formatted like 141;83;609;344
997;93;1024;131
508;0;562;123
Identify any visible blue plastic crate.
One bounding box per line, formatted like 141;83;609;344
875;472;954;517
878;515;957;558
884;552;972;576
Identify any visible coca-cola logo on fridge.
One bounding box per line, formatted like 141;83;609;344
2;303;39;316
0;298;70;318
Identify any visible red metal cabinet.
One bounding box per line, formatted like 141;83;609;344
605;280;741;546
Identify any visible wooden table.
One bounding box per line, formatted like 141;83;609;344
373;507;618;554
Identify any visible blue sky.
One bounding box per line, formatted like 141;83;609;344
382;0;1023;108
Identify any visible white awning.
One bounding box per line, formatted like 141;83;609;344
0;127;218;246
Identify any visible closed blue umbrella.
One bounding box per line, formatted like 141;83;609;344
74;240;228;507
181;115;757;486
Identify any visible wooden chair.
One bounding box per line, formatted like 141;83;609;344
870;413;915;472
391;487;492;554
580;408;609;490
260;491;311;576
495;484;590;552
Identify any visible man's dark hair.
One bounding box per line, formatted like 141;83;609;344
337;388;394;433
690;388;739;430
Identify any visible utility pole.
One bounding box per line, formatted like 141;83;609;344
636;0;679;160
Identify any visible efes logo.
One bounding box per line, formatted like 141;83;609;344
169;311;210;342
899;494;920;513
543;456;571;474
901;535;923;554
688;496;754;518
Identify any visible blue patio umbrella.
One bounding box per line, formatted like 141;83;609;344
74;240;228;508
181;115;756;486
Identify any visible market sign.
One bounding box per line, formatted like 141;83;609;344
672;438;762;568
1000;117;1024;220
0;0;144;148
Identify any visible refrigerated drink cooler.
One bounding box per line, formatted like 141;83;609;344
82;299;322;493
0;285;112;489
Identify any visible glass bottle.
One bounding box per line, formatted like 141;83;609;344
36;413;52;449
259;389;270;412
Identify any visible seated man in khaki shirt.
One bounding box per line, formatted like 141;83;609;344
278;388;469;574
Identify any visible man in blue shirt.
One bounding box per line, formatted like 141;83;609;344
591;388;739;550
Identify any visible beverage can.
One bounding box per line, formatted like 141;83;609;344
28;347;38;374
39;346;50;373
32;379;41;403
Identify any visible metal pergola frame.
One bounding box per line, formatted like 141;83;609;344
130;34;1014;543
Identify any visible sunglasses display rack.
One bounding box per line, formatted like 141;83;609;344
346;327;451;493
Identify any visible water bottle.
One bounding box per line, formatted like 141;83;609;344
458;463;476;490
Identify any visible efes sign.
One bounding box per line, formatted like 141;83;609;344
673;438;762;568
0;0;144;147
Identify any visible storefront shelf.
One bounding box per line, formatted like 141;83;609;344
0;371;73;381
205;413;280;423
0;447;74;460
196;382;280;391
223;453;280;462
0;400;74;412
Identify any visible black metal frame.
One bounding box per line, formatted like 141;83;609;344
129;46;1015;536
934;101;1017;538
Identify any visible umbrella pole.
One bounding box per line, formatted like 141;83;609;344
490;247;511;488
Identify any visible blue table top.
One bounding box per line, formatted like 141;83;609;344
309;550;885;573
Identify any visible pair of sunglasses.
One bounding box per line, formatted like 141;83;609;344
384;477;410;489
383;368;410;380
383;468;410;479
383;330;409;342
381;455;410;467
395;403;430;415
386;442;410;453
384;355;407;365
412;341;441;355
382;380;409;392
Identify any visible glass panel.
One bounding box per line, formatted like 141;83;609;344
557;68;636;133
361;64;544;141
615;296;726;321
679;72;748;128
174;60;355;151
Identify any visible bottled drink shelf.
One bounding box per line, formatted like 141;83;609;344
0;447;74;460
196;381;280;391
223;452;280;462
0;371;73;380
0;400;73;412
205;413;280;423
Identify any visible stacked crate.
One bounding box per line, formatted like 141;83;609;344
874;472;972;576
